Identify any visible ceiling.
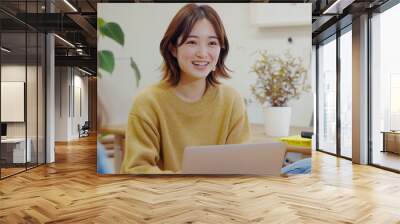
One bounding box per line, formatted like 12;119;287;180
0;0;391;74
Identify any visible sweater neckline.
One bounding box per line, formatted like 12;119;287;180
158;80;218;108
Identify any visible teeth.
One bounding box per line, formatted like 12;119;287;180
192;61;209;66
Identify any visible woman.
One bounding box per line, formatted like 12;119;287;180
120;4;251;174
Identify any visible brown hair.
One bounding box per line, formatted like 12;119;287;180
160;4;230;87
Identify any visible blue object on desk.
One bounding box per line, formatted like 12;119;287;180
97;142;113;174
281;158;311;174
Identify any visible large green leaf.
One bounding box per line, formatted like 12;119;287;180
97;18;105;30
98;50;115;74
100;22;124;46
130;57;141;87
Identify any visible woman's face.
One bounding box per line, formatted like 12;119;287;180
174;19;221;81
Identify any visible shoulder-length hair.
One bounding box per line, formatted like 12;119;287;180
160;4;231;87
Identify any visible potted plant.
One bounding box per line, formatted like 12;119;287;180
250;50;310;137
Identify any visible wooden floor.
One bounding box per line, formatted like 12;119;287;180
1;136;400;223
1;163;45;178
1;167;25;178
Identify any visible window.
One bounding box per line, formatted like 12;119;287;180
340;28;352;158
317;36;337;154
370;2;400;171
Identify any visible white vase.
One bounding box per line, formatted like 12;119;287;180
263;106;292;137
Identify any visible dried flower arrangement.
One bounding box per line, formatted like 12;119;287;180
250;50;310;107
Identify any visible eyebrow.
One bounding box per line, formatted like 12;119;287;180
187;35;218;39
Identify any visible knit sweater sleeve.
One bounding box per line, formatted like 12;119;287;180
225;92;252;144
120;113;173;174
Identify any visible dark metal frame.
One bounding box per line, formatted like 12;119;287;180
44;0;47;165
367;10;373;166
315;44;319;151
336;26;341;158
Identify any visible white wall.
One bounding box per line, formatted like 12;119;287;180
1;65;37;136
55;67;89;141
55;67;68;141
98;3;312;127
73;73;89;137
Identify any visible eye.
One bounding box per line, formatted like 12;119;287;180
209;41;219;46
185;40;196;45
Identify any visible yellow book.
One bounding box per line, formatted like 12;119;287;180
279;135;312;148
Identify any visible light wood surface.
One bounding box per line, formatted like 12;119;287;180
0;135;400;223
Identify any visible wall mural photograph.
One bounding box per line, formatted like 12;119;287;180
97;3;313;175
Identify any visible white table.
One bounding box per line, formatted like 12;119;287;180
1;138;31;163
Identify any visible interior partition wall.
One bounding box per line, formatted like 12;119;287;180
0;1;46;179
316;25;353;159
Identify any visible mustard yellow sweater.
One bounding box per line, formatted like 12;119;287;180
120;81;251;174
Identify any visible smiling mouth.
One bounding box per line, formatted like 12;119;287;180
192;61;209;67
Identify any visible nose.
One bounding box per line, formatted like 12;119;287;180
195;45;208;58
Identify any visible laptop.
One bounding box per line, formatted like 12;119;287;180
181;142;287;176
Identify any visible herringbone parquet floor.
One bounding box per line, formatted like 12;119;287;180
1;135;400;223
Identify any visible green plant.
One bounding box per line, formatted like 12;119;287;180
250;50;310;107
97;18;141;87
